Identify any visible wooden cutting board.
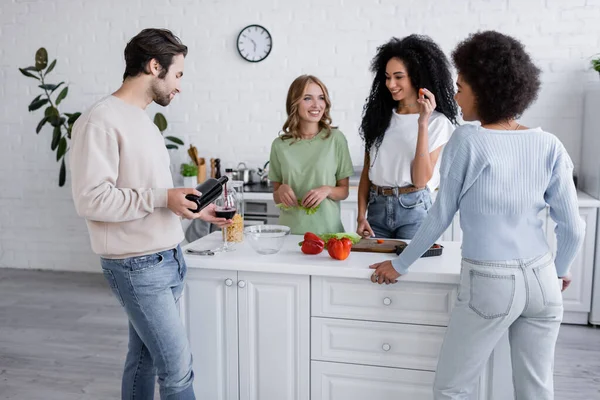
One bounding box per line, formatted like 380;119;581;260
351;238;407;253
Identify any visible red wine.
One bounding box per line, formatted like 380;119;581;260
215;208;236;219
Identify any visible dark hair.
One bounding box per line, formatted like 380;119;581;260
359;35;458;153
451;30;541;124
123;28;188;81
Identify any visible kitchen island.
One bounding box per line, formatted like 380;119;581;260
182;233;514;400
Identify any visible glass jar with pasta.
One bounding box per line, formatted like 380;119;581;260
214;180;244;252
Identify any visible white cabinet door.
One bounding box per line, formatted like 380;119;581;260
238;272;310;400
546;207;597;317
311;361;435;400
184;269;239;400
341;201;358;233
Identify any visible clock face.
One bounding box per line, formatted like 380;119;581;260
237;25;272;63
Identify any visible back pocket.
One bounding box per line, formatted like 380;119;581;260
533;262;563;307
469;270;515;319
102;269;125;307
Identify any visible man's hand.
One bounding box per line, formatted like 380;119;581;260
369;260;401;284
199;204;232;228
167;188;202;220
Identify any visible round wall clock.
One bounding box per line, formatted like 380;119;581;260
236;24;272;63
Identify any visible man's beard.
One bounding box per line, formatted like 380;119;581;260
151;81;172;107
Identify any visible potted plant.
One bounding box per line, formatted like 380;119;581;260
20;47;185;187
180;162;198;187
592;54;600;78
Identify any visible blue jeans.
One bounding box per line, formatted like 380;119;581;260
434;253;563;399
101;246;195;400
366;188;433;239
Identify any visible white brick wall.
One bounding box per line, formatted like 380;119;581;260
1;0;599;271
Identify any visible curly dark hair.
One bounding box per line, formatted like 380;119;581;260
451;31;541;124
359;35;458;153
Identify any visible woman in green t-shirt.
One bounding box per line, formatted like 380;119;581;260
268;75;354;235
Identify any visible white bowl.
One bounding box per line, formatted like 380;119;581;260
243;225;291;255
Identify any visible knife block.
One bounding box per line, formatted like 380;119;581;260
197;158;206;184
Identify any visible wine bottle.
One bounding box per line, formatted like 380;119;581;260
186;176;229;213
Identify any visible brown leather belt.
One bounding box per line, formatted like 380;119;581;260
371;184;424;196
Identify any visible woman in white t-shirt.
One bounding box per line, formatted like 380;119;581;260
356;35;458;239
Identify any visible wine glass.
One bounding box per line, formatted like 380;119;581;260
213;183;240;252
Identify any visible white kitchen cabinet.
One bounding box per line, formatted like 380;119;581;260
311;361;435;400
340;201;358;233
183;269;310;400
546;207;598;324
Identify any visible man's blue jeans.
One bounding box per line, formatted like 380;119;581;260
101;245;195;400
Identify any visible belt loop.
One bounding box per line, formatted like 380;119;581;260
393;187;398;196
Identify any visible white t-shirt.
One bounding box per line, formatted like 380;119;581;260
369;110;454;191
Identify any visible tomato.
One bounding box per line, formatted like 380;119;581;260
327;237;352;260
301;239;324;255
376;239;385;244
300;232;325;255
304;232;324;246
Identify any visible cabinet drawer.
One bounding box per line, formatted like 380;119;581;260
312;276;457;326
311;317;445;371
311;361;434;400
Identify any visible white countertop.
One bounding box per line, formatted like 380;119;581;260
244;189;600;208
183;232;462;284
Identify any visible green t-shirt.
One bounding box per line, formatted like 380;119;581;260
268;128;354;235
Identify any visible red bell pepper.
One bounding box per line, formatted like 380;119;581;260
300;232;325;255
327;237;352;260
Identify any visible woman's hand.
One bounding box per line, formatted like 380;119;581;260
277;184;298;207
302;186;332;208
369;260;401;284
356;217;375;238
199;203;232;228
417;88;436;126
560;271;572;292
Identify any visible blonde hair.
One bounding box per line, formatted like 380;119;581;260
280;75;333;142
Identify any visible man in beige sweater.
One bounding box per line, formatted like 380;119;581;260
70;28;226;400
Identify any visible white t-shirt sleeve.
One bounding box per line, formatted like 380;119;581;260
428;114;454;153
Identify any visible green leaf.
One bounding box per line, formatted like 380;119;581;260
44;106;59;118
67;125;72;139
57;137;67;161
19;68;40;80
154;113;167;132
29;99;49;111
51;126;61;150
67;112;81;124
165;136;184;145
35;48;48;71
50;117;65;128
23;66;38;71
29;94;42;106
166;144;178;150
59;159;66;187
38;82;64;91
45;59;57;75
36;117;49;134
55;87;68;105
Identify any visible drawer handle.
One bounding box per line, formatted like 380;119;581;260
238;280;246;288
382;343;391;352
225;279;233;287
383;297;392;306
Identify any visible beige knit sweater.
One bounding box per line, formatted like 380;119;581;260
70;95;183;259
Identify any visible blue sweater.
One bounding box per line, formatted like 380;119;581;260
392;124;585;277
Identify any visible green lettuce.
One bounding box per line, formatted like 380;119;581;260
276;200;320;215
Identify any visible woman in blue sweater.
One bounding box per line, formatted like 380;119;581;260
370;31;584;399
